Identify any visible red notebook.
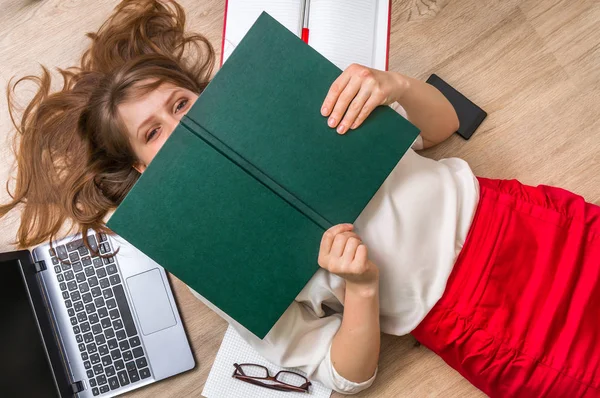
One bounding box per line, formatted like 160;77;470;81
221;0;392;71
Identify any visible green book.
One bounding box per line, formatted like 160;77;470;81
107;13;419;339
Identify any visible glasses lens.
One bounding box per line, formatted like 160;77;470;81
238;364;269;378
275;371;308;387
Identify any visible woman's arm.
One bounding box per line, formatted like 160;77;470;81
318;223;380;383
392;74;458;149
331;276;380;382
321;64;459;149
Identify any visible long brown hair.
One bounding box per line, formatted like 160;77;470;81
2;0;215;249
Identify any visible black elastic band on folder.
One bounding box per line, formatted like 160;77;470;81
181;117;332;231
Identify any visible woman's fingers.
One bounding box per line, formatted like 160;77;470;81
317;223;374;283
319;224;353;264
318;224;363;272
353;244;368;268
338;84;372;135
329;231;359;257
327;76;362;132
322;64;406;132
321;71;352;118
342;236;361;264
350;96;382;130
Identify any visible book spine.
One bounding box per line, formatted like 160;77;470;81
181;117;332;231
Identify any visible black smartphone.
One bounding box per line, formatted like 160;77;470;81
426;74;487;140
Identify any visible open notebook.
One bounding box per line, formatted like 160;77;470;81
221;0;391;70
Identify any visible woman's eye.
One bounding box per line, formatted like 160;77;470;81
147;127;159;143
175;99;188;113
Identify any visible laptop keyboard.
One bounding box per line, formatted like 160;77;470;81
50;234;152;396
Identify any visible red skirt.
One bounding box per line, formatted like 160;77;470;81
412;177;600;397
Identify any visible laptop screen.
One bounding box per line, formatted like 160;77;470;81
0;259;60;397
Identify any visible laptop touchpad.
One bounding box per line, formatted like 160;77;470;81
127;268;177;335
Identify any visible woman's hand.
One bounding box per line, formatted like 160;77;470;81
321;64;409;135
317;223;379;290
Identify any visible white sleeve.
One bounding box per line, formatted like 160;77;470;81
188;287;377;394
389;102;423;150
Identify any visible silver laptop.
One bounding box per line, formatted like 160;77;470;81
0;232;195;397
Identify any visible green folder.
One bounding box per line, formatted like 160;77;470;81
107;13;419;339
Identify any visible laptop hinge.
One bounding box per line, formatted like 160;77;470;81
71;380;84;394
33;260;47;273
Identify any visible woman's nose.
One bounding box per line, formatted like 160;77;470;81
164;115;181;136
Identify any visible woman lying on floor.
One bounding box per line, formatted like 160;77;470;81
2;1;599;396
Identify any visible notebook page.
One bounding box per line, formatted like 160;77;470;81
202;325;333;398
223;0;303;63
308;0;377;70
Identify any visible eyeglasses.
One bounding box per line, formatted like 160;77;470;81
232;363;312;393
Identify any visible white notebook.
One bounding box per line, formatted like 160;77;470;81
221;0;391;71
202;325;332;398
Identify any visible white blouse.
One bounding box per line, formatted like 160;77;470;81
190;104;480;394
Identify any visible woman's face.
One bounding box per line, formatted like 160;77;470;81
118;81;198;173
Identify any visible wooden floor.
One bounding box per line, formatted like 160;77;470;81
1;0;599;397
